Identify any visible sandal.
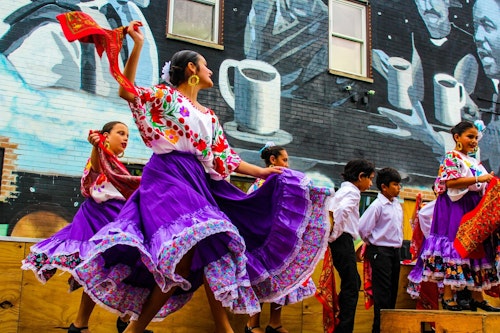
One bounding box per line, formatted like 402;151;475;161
245;326;261;333
441;298;462;311
68;323;89;333
116;317;154;333
266;325;287;333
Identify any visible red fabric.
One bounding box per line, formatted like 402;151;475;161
454;177;500;259
485;285;500;298
361;244;374;309
315;247;339;333
56;11;137;96
416;282;439;310
81;131;141;199
409;193;424;262
96;132;141;199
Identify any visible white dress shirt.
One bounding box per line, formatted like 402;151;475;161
327;181;361;242
359;192;403;248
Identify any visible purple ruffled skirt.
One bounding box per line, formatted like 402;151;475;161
73;152;331;321
21;198;125;287
407;191;498;298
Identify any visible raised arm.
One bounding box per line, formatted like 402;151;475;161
235;160;282;179
88;130;102;173
119;21;145;102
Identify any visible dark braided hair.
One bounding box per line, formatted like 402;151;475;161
100;121;126;135
168;50;201;87
451;120;475;140
260;145;286;167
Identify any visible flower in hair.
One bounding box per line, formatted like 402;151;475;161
259;141;276;154
474;119;486;141
161;61;171;84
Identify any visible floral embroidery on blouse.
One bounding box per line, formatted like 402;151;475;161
130;85;241;180
434;150;486;194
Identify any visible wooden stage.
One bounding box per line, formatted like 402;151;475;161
1;237;499;333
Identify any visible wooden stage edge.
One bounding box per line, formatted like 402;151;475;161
2;237;500;333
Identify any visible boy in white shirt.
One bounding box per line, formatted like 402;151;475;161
327;159;375;333
359;167;403;333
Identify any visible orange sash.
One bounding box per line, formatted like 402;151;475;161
454;177;500;259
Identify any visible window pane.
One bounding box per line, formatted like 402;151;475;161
331;2;362;39
331;36;362;74
172;0;215;42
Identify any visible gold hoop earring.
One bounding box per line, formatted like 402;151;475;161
188;74;200;86
105;141;110;149
456;142;463;151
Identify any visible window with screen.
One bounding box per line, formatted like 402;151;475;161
329;0;372;81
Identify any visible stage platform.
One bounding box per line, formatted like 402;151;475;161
1;237;498;333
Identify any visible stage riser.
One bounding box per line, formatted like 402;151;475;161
381;309;500;333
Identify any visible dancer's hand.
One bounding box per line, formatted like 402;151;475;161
259;166;283;179
88;130;101;147
478;171;495;183
126;20;144;42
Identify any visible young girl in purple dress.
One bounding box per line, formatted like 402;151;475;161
246;143;316;333
72;21;331;333
22;121;146;333
407;120;499;312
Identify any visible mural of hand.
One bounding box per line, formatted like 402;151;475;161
368;99;446;157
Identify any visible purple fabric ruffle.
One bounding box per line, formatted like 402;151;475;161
407;191;498;296
73;151;331;320
21;198;124;286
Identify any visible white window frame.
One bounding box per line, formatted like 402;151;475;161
328;0;371;81
166;0;224;49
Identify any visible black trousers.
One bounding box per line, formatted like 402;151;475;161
329;233;361;333
365;244;401;333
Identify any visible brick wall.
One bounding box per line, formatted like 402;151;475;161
0;0;493;234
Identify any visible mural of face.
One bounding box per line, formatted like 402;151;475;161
473;0;500;79
414;0;452;39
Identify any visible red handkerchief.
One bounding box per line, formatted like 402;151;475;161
56;11;137;96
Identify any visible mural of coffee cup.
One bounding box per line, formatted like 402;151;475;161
219;59;281;135
433;73;466;126
387;57;414;110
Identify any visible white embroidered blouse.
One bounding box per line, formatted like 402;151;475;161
129;85;241;180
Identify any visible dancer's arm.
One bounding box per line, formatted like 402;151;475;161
235;160;282;180
119;21;144;102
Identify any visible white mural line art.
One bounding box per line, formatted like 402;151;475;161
371;0;500;174
219;58;293;145
472;0;500;172
0;0;158;177
0;53;149;176
371;33;480;158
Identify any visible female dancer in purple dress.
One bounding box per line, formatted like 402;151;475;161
407;121;499;312
72;21;331;333
22;121;146;333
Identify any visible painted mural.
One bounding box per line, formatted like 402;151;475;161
1;0;499;237
0;0;156;237
371;0;500;170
